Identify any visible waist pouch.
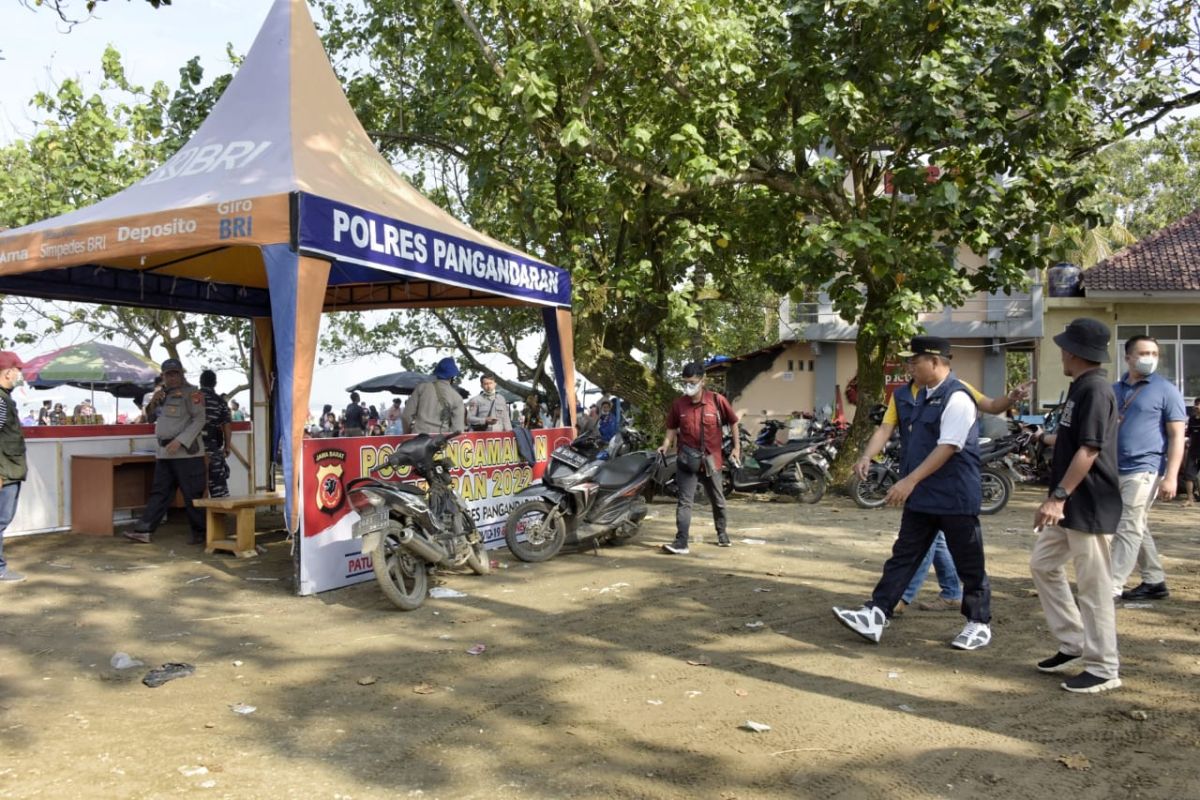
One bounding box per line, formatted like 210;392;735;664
678;445;704;473
159;437;201;455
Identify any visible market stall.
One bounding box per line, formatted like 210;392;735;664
0;0;576;591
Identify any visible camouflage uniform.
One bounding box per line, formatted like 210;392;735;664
200;386;232;498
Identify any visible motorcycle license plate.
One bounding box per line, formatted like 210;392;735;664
552;445;587;468
353;509;389;537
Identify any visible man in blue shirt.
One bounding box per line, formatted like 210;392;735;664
1111;336;1186;600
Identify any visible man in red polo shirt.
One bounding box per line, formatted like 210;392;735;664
657;362;740;554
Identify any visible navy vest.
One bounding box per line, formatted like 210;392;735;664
894;375;980;514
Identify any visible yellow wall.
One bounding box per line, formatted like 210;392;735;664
1038;299;1200;406
727;338;989;427
726;343;817;430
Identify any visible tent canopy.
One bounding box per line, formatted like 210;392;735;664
0;0;576;529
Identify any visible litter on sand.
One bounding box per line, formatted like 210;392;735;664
744;621;765;629
741;720;771;732
429;587;468;599
142;662;195;688
741;538;767;545
230;703;257;715
110;652;144;670
466;644;487;655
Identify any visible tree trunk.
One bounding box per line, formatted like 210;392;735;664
830;306;891;492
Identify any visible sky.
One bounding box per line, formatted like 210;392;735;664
0;0;549;420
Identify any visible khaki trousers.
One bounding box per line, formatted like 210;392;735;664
1111;471;1166;593
1029;525;1119;680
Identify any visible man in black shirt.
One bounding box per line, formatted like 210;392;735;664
1031;318;1122;694
1183;397;1200;507
343;392;366;437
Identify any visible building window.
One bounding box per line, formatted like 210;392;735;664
808;360;815;372
787;359;794;371
789;290;819;325
1115;324;1200;397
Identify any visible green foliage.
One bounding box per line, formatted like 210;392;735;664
0;47;249;391
1098;117;1200;239
319;0;1197;427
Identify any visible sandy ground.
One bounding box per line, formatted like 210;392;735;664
1;486;1198;800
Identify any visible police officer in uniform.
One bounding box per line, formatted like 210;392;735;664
125;358;207;545
199;369;232;499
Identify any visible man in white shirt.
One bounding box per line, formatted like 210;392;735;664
834;336;993;650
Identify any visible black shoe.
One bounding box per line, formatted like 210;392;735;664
716;533;731;547
662;539;689;555
188;532;206;545
1121;582;1169;600
1061;670;1121;694
123;531;151;544
1036;651;1082;673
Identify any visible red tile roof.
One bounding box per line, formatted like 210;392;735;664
1085;207;1200;292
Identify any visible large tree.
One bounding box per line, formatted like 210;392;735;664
319;0;1197;457
0;48;250;395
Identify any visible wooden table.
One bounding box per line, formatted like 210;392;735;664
70;454;158;536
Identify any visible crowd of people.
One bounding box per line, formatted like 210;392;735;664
304;359;573;439
2;331;1193;701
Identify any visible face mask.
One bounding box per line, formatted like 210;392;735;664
482;389;495;398
682;382;702;397
1134;356;1157;375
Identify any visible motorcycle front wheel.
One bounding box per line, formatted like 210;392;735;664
794;463;827;504
504;500;567;563
848;466;895;509
980;465;1013;515
372;522;429;611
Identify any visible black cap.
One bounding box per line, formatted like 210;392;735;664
161;358;184;373
1053;318;1110;363
681;361;706;378
898;335;952;359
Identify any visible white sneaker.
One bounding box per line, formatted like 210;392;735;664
832;605;887;643
950;621;992;650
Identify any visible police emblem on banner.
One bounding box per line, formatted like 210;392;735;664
313;448;347;513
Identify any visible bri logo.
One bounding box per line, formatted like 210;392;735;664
142;140;273;185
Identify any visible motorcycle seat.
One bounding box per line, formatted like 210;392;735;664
594;452;655;488
753;442;812;461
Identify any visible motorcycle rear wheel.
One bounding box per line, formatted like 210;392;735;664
980;465;1012;515
504;500;567;562
794;463;826;504
848;467;894;509
372;522;429;611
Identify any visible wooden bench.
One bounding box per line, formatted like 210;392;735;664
194;493;284;558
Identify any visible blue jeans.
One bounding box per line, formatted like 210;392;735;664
0;481;22;574
900;530;962;604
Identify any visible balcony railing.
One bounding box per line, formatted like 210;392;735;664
781;282;1043;342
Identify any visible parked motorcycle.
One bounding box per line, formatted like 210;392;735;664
347;433;489;610
722;426;830;504
502;435;658;562
848;432;1014;514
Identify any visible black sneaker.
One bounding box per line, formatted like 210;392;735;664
662;540;689;555
716;533;731;547
1036;651;1082;673
1061;670;1121;694
1121;582;1169;600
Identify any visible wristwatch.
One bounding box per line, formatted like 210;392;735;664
1050;486;1070;501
